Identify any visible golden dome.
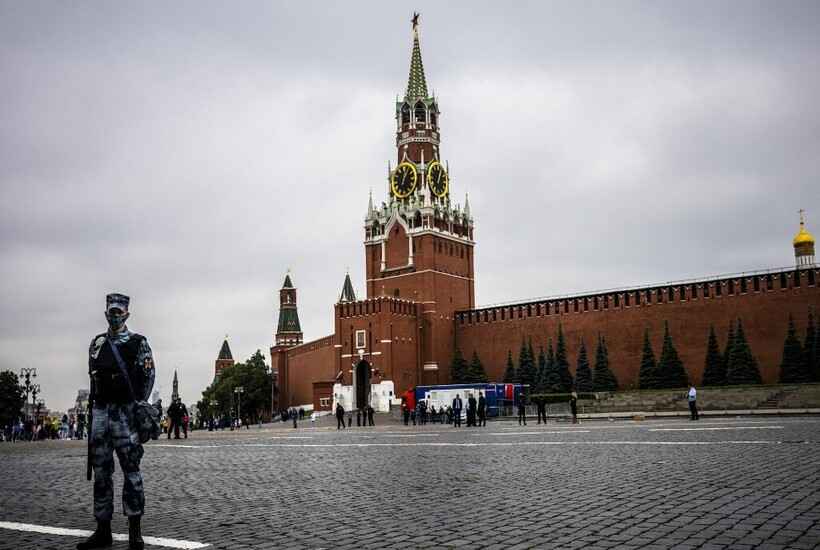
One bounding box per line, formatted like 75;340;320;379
793;210;815;247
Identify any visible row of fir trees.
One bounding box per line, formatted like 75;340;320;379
453;309;819;393
778;310;819;383
500;325;618;393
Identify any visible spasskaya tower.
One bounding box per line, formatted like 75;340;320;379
363;13;475;373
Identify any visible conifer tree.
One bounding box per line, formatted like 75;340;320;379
517;338;537;390
502;350;517;383
575;339;593;392
701;325;726;386
805;309;819;382
593;334;618;392
779;315;808;383
466;350;489;383
726;319;763;385
450;348;468;384
542;338;562;393
555;324;573;392
657;321;689;388
723;321;736;370
638;328;658;390
535;346;547;394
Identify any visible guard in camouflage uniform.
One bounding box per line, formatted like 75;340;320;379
78;293;155;550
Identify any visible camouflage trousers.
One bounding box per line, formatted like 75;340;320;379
91;404;145;520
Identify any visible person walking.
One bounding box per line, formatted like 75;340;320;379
570;391;578;424
517;392;527;426
688;385;699;421
477;392;487;427
452;394;463;428
335;403;346;429
367;405;375;426
78;293;155;550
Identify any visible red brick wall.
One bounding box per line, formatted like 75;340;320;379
277;335;336;408
456;269;820;388
384;223;409;270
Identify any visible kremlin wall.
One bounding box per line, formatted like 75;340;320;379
260;20;820;413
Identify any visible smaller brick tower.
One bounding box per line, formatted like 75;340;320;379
271;272;304;408
275;273;303;347
214;337;234;380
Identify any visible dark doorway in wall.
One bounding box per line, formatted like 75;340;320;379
355;359;371;409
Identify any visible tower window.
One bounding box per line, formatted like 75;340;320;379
583;297;589;311
564;300;569;313
414;101;426;124
703;284;710;298
753;277;760;292
740;278;747;293
574;299;579;313
430;110;437;126
401;103;410;125
646;290;652;304
625;293;631;307
657;289;663;303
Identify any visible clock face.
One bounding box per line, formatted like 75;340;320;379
427;160;448;198
391;162;418;198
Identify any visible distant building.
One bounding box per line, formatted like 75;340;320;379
214;338;234;380
171;369;179;402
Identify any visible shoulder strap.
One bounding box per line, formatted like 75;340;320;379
106;337;139;402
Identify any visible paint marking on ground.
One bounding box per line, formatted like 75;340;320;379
0;521;209;549
648;426;784;432
474;431;592;436
149;440;781;449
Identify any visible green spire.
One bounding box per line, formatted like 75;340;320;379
405;16;429;101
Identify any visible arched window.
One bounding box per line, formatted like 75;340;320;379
401;103;411;125
414;101;426;124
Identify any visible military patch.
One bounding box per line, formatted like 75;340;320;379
144;358;154;370
90;336;106;359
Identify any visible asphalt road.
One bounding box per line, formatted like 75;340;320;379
1;416;819;549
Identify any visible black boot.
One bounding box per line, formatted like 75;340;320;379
77;520;112;549
128;516;144;550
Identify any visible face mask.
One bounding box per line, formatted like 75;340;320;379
106;311;129;332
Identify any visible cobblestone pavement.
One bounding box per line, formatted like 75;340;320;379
1;416;819;550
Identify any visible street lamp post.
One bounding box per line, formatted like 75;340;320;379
234;387;244;429
31;384;41;424
35;399;45;424
19;368;37;420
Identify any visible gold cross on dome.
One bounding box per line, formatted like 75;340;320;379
799;209;805;224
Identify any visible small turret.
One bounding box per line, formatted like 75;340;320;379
339;272;357;303
794;209;816;267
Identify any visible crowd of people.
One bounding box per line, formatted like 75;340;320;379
333;404;375;429
399;391;490;427
2;412;88;442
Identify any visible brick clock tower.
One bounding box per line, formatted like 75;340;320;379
333;13;475;398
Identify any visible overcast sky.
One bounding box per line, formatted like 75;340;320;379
1;1;819;412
